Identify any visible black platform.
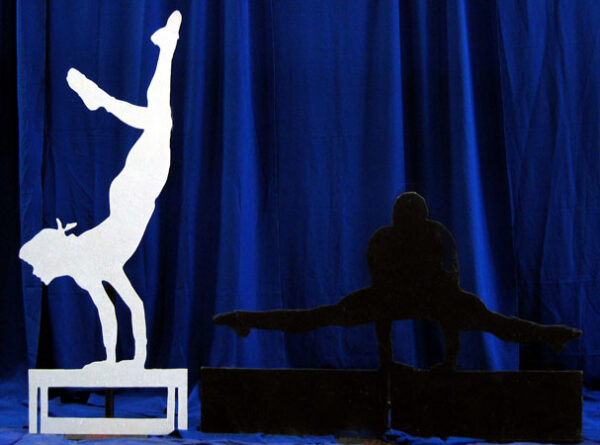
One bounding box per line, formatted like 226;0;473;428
201;368;387;435
200;367;583;442
390;369;583;442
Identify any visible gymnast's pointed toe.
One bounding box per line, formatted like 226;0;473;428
213;312;251;337
547;326;583;352
166;10;182;32
66;68;103;111
213;312;235;325
151;11;181;47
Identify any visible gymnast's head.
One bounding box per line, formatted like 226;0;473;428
19;219;78;285
392;192;429;227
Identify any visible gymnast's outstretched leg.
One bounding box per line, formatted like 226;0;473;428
435;290;582;370
214;288;417;371
454;291;581;349
213;288;383;336
65;11;181;130
213;304;345;337
66;69;149;130
147;11;181;110
475;309;581;350
103;11;181;218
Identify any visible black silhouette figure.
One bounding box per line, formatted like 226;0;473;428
213;192;581;371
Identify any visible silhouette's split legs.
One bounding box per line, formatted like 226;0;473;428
467;307;582;352
215;288;582;372
213;309;331;336
214;287;387;337
213;302;373;337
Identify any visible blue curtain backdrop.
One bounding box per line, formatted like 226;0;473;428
2;0;598;387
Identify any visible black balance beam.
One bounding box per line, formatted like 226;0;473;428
391;369;582;442
201;368;387;434
200;367;582;441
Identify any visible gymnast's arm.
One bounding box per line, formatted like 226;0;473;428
431;220;460;282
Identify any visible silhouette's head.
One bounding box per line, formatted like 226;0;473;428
392;192;429;226
19;219;78;285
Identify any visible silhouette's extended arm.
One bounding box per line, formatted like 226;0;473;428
67;68;149;130
438;221;460;279
108;269;147;365
82;280;118;363
376;320;393;366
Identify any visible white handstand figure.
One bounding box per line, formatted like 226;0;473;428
19;11;182;370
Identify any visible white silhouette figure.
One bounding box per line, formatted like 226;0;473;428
19;10;182;371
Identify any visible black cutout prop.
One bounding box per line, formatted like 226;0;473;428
390;369;582;442
201;367;582;441
207;192;583;440
201;368;387;435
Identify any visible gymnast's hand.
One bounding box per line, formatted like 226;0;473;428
213;311;251;338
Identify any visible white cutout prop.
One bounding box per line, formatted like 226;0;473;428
20;10;187;435
29;368;187;434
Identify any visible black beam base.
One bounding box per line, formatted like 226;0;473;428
200;367;387;435
390;369;583;443
200;367;582;442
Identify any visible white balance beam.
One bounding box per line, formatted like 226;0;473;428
29;368;187;435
